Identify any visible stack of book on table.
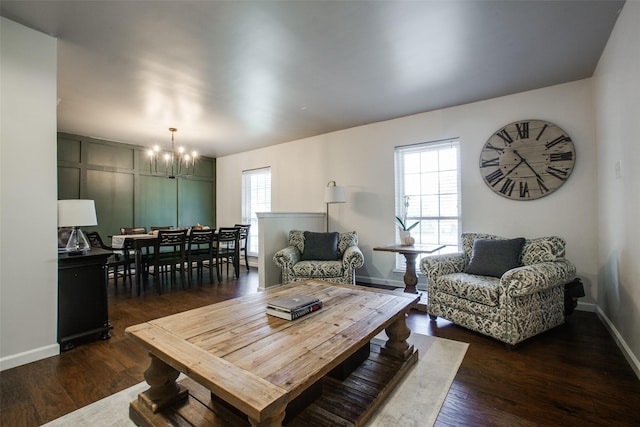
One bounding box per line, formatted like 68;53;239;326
266;295;323;320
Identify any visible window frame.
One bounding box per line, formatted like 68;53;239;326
394;138;461;269
241;167;272;256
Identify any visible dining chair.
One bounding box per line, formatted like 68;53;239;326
86;231;134;288
147;229;188;293
186;229;215;285
234;224;251;271
216;227;241;281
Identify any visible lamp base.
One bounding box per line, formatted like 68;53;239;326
65;227;91;254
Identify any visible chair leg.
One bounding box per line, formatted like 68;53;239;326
155;263;162;295
111;265;118;288
180;263;186;288
217;257;223;282
125;264;132;288
244;248;249;270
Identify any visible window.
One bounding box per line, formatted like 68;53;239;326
394;139;461;268
242;167;271;256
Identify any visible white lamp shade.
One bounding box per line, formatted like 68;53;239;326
324;185;346;204
58;200;98;227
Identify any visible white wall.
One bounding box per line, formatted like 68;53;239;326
218;79;599;294
0;18;59;370
257;212;324;288
593;1;640;374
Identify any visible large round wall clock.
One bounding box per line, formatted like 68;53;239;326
479;119;576;200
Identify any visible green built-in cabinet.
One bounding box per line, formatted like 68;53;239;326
57;133;215;239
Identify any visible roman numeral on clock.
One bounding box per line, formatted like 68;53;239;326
481;157;500;167
550;152;573;162
496;129;514;144
537;177;549;193
535;124;548;141
545;135;571;149
519;181;530;198
500;178;515;196
484;143;504;154
485;169;504;185
516;122;529;139
547;166;569;180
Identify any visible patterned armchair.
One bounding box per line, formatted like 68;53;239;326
420;233;576;347
273;230;364;285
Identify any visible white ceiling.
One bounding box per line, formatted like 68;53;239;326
1;1;624;158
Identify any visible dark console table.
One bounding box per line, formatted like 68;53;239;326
58;248;113;350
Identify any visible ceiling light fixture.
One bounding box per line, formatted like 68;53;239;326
147;127;198;179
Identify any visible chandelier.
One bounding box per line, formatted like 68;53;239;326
147;127;198;179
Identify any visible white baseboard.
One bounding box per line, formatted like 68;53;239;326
575;301;597;312
594;306;640;380
356;274;405;288
0;343;59;372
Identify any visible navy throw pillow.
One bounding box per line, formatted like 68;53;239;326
465;238;525;278
301;231;339;261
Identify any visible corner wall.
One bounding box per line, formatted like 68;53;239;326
592;1;640;376
0;18;59;370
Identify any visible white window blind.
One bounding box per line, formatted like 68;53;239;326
242;167;271;255
394;139;461;269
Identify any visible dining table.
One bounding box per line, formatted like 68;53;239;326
111;234;158;295
111;227;221;295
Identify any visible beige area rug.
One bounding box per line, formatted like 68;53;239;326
42;333;468;427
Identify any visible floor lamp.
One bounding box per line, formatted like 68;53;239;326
324;181;346;232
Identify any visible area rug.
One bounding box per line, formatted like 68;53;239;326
42;333;468;427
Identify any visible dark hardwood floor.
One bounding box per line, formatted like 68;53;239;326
1;270;638;426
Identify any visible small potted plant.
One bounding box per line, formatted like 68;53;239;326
395;216;419;245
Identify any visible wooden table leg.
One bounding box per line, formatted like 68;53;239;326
380;312;414;360
248;407;286;427
136;353;188;413
402;252;419;294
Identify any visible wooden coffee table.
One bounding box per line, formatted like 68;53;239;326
125;280;419;426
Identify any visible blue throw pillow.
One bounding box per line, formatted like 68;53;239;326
301;231;339;261
465;238;525;278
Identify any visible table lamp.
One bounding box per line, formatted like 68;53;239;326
58;199;98;253
324;181;346;232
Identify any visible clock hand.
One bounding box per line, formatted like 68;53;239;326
513;150;544;181
503;158;524;177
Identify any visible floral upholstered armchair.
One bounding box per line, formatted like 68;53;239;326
420;232;576;347
273;230;364;285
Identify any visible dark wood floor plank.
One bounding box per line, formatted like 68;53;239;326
0;401;41;427
413;311;640;426
1;270;639;427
